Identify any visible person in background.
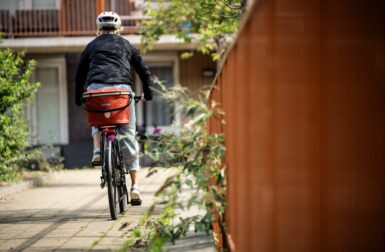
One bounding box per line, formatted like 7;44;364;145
152;123;161;135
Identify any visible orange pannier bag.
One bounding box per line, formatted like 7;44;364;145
82;88;132;127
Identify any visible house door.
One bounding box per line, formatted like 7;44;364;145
28;57;68;145
35;67;62;144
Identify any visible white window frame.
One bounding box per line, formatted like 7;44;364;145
0;0;59;14
136;53;180;133
17;0;60;9
28;56;69;145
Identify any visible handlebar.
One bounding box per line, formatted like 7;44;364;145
133;95;142;104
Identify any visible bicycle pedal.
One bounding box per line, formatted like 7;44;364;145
100;177;106;189
119;166;128;174
92;160;102;166
130;199;142;206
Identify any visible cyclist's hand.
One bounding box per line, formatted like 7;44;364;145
133;95;142;103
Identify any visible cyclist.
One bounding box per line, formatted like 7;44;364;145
75;11;153;204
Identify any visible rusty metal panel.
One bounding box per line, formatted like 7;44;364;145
209;0;385;251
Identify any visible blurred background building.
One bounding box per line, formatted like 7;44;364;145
0;0;216;167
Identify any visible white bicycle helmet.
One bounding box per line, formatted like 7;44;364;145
96;12;121;30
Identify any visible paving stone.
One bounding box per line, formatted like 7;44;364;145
0;168;174;251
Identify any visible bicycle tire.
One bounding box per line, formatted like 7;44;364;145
113;139;128;213
104;137;119;220
118;181;128;213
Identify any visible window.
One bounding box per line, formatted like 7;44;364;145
135;54;180;133
0;0;58;12
32;0;57;9
145;64;174;126
27;57;68;145
0;0;22;13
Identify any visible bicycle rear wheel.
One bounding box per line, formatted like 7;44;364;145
118;181;128;213
104;137;119;220
113;139;128;213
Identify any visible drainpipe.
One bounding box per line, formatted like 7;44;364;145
59;0;66;36
96;0;106;15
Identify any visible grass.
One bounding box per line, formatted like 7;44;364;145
119;204;156;252
118;201;179;252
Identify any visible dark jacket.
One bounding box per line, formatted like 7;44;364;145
75;34;152;105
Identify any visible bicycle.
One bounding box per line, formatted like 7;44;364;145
82;89;142;220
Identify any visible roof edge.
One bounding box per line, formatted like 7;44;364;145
0;35;199;53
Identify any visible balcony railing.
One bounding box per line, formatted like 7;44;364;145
0;0;146;38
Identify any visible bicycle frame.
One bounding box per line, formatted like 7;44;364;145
86;92;142;220
99;125;129;220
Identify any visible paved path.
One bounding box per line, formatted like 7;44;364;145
0;168;175;252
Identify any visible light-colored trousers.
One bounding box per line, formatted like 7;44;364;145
87;83;140;172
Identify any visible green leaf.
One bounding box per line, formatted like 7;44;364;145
140;0;242;59
0;49;40;181
185;178;193;188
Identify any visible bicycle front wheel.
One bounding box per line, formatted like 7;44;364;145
104;137;119;220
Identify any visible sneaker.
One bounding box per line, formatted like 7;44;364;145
130;186;142;206
92;149;101;166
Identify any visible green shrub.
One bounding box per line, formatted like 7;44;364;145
0;49;40;182
123;84;226;251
